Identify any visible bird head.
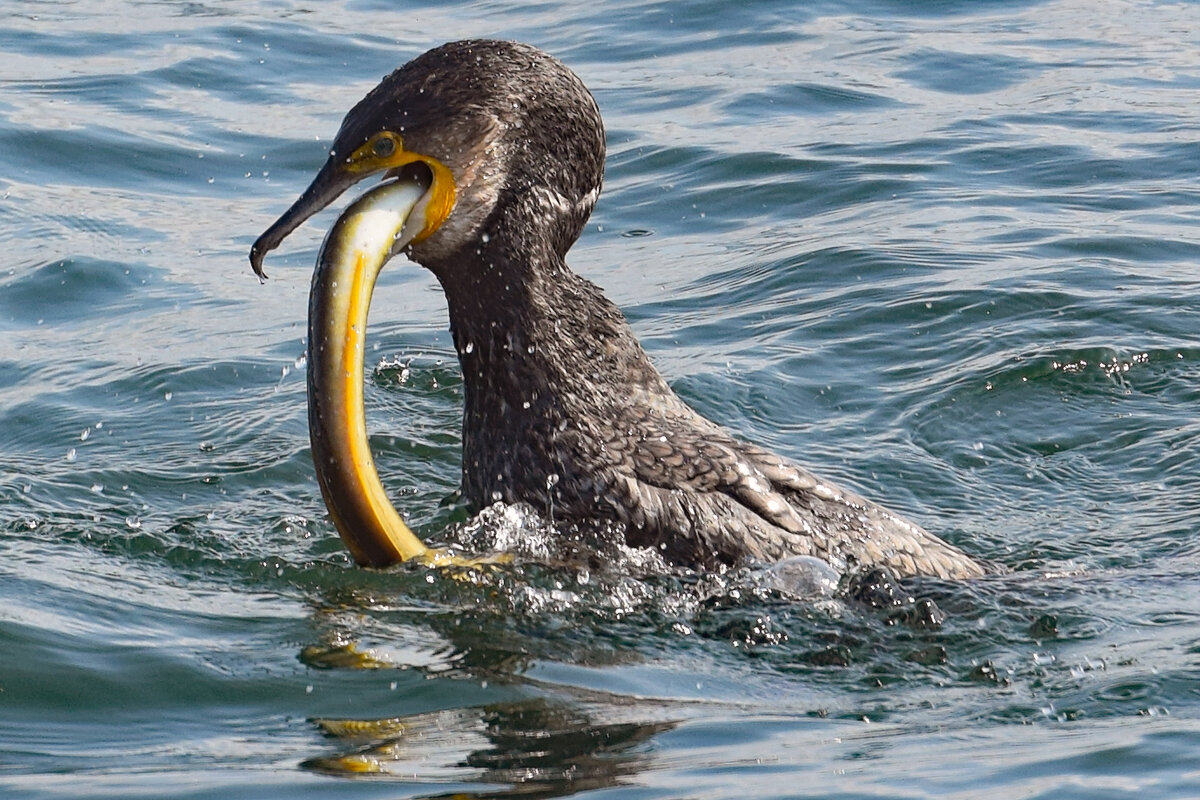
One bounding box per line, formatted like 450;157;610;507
249;39;605;278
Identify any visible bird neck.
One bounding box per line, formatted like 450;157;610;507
434;239;593;397
423;235;671;506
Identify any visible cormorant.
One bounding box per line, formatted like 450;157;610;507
250;39;985;579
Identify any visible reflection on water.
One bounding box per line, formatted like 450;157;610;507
298;560;679;798
283;536;996;796
306;699;673;798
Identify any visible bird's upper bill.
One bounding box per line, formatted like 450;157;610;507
248;132;456;278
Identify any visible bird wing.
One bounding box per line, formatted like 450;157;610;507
598;407;985;579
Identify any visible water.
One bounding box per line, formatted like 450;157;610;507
2;0;1200;797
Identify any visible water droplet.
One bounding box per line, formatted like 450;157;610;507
90;483;103;494
491;490;503;502
79;427;90;441
464;341;475;354
164;391;173;401
294;353;307;369
65;448;77;462
546;473;560;490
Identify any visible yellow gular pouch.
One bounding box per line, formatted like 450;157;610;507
307;174;508;573
344;132;457;244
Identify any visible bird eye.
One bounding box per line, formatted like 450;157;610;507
372;136;396;158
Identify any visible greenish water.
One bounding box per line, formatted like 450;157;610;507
3;0;1200;797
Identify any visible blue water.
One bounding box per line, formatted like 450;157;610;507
3;1;1200;797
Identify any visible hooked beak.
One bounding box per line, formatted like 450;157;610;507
249;133;457;278
249;158;360;279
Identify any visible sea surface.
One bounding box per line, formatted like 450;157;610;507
2;1;1200;797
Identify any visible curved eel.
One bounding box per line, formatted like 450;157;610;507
306;173;433;567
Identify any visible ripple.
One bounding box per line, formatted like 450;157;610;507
897;49;1044;95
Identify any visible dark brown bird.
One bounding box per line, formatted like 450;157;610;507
250;39;985;579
